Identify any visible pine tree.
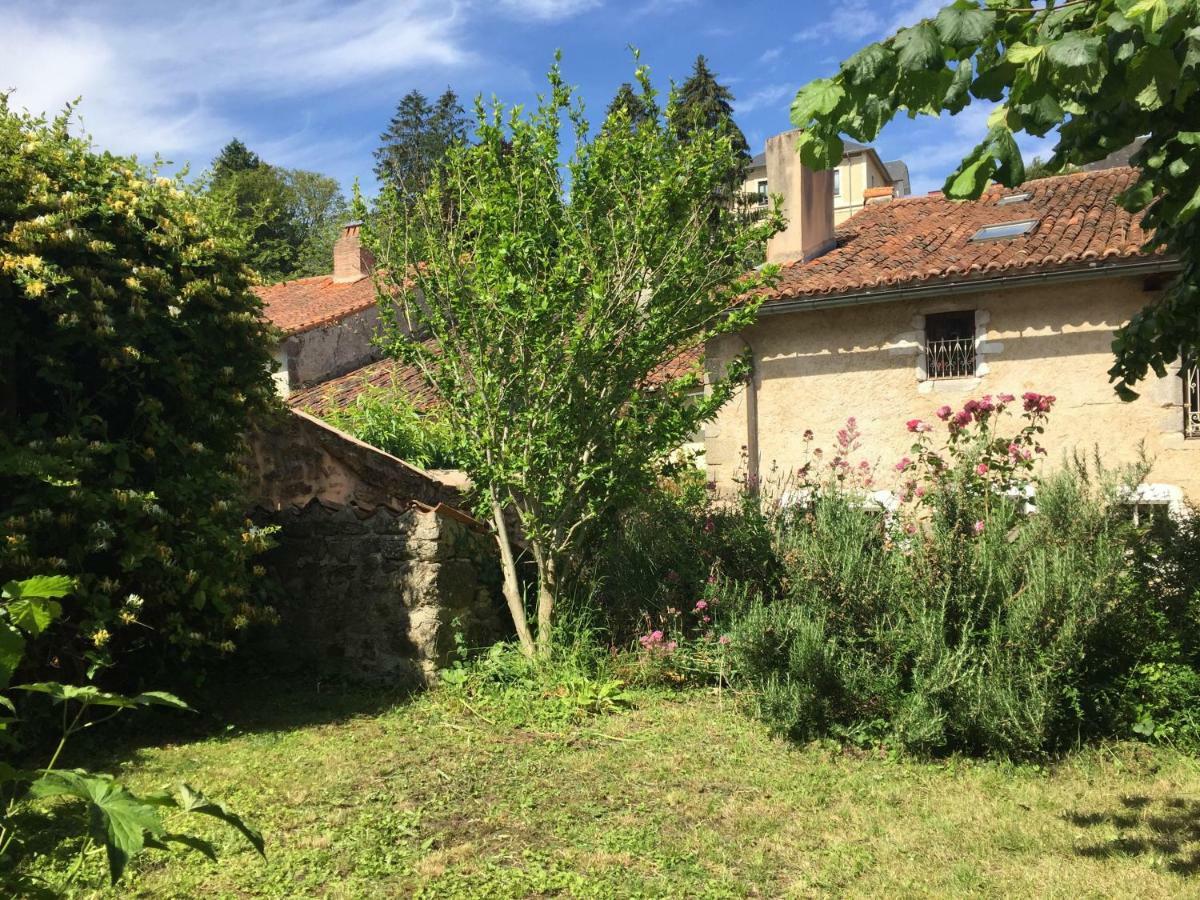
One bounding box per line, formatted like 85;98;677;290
673;55;749;172
604;82;653;131
211;138;261;182
374;88;467;201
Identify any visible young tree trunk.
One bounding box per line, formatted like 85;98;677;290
535;550;557;660
491;495;536;658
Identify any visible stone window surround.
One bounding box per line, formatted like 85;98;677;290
887;306;1003;395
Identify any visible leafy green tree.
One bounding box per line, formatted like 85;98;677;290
788;0;1200;397
0;100;278;682
367;61;782;658
208;141;347;282
674;55;750;178
374;87;468;202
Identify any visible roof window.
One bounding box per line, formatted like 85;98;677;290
997;193;1032;206
970;219;1037;242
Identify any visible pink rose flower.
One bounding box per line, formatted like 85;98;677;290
895;456;912;472
973;520;985;535
936;405;953;420
695;599;708;611
976;463;989;475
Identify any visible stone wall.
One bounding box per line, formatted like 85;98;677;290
255;499;503;685
246;409;504;684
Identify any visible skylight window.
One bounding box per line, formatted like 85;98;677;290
997;193;1032;206
970;220;1037;242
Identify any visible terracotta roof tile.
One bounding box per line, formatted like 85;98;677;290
254;274;376;336
765;167;1163;305
288;344;703;417
286;357;437;416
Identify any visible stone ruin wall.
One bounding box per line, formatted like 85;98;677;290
246;409;505;684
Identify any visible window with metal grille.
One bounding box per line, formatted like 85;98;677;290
924;310;977;380
1185;359;1200;438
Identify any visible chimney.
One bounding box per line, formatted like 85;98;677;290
864;185;894;204
764;130;835;265
332;222;374;283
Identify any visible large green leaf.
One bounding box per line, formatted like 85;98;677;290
935;4;997;47
6;597;62;638
1045;32;1102;70
894;22;943;71
0;624;25;690
790;78;845;126
30;771;165;884
13;682;191;711
841;42;894;84
1;575;74;601
174;783;266;857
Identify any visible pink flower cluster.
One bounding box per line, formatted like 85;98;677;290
639;630;677;653
1021;391;1056;414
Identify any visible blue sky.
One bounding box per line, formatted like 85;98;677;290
1;0;1053;197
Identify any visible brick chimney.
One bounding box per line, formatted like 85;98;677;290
764;130;835;265
332;222;374;283
864;185;895;204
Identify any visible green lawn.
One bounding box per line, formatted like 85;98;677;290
22;681;1200;898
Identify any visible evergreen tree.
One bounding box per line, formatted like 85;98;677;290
673;55;749;163
374;88;467;201
604;82;653;131
211;138;261;182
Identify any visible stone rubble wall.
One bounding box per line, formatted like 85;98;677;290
245;409;505;684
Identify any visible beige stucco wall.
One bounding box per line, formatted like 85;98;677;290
834;152;892;225
704;276;1200;502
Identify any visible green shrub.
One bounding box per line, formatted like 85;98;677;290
729;395;1200;757
0;102;278;683
321;384;461;469
570;468;780;648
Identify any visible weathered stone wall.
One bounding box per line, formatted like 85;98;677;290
245;409;504;684
255;500;504;685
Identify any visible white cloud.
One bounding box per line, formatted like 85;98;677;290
0;0;471;164
793;0;944;46
759;46;783;65
496;0;601;20
883;0;944;36
792;0;877;45
735;83;796;116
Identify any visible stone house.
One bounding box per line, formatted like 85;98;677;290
707;131;1199;506
743;137;910;225
255;223;388;397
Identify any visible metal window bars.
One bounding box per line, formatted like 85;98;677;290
925;337;977;380
1186;360;1200;438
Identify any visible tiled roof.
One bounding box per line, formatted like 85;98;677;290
255;274;376;336
287;357;437;416
765;167;1163;306
288;344;704;416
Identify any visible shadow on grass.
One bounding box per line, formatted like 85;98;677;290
1066;794;1200;875
53;665;422;775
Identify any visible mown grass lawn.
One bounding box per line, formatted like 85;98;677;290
24;679;1200;898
